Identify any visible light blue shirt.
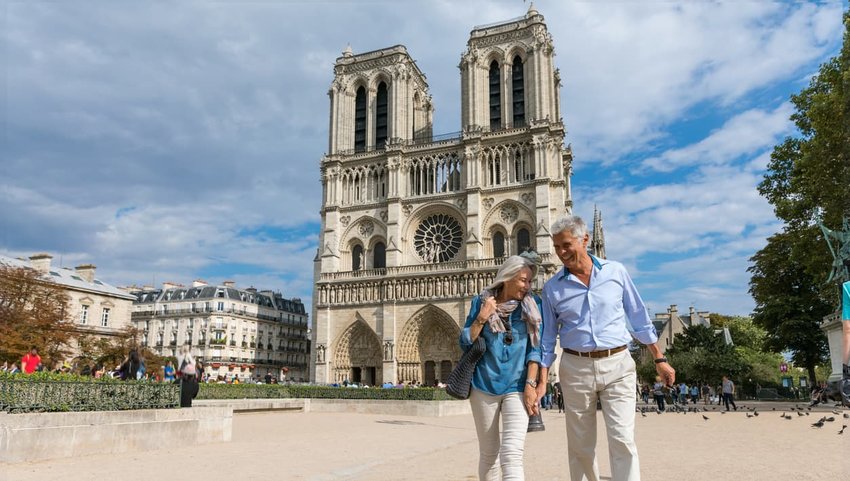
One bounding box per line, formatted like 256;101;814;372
460;295;543;396
843;281;849;321
541;255;658;368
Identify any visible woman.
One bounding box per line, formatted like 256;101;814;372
459;255;543;481
176;345;199;407
163;360;176;382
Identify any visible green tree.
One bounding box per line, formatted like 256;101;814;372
750;12;850;382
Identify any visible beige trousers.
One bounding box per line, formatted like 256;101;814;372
559;349;640;481
469;388;529;481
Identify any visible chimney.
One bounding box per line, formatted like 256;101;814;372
75;264;97;283
162;282;180;290
689;306;695;318
192;279;208;288
223;280;236;288
29;253;53;274
670;304;678;314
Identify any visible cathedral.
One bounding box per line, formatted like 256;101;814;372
311;6;576;385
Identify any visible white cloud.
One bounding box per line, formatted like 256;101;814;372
642;102;794;172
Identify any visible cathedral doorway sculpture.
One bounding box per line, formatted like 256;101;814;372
397;305;462;385
332;319;382;385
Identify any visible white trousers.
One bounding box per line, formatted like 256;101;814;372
559;349;640;481
469;388;529;481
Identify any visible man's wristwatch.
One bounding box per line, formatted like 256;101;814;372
526;379;538;388
654;357;668;364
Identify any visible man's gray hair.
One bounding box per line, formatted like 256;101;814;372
486;255;538;292
551;215;588;239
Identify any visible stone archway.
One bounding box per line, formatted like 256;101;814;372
397;305;462;385
332;319;382;385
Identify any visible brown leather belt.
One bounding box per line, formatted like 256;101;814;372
564;345;627;359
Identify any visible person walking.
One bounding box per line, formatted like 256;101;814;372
539;215;675;481
652;377;666;412
460;255;544;481
721;375;737;411
176;345;199;407
21;346;41;374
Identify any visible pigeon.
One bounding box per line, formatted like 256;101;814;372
641;412;647;417
812;420;825;428
832;410;841;415
797;411;805;417
839;425;847;435
753;410;759;417
702;415;710;421
805;412;810;416
825;417;835;422
746;413;754;418
721;411;727;415
844;413;849;419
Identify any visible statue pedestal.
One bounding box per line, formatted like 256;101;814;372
821;311;844;382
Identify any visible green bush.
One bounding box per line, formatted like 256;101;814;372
0;372;179;413
197;383;456;401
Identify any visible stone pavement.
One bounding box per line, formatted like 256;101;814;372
1;402;847;481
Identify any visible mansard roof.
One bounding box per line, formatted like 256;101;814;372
132;284;305;314
0;254;135;301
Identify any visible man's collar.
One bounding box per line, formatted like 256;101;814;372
559;254;604;280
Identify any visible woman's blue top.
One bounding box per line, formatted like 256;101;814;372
459;295;543;396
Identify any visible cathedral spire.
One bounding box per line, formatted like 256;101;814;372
591;205;606;259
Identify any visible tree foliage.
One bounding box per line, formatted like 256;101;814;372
749;12;850;382
0;265;79;367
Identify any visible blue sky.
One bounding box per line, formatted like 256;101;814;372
1;0;847;319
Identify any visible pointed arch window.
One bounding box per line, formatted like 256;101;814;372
493;232;505;258
511;56;525;127
489;60;501;130
354;87;367;153
375;82;388;149
516;228;531;254
373;242;386;269
352;244;364;271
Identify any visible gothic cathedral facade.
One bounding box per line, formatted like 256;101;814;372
312;8;573;385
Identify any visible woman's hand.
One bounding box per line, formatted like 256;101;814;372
523;384;539;416
478;296;497;323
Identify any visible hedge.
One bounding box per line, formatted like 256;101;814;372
198;383;456;401
0;372;179;413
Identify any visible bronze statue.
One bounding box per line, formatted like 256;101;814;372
818;216;850;285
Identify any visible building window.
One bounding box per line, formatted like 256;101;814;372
493;232;505;258
354;87;367;152
414;213;463;263
516;228;531;254
101;308;110;327
80;305;89;325
217;301;224;312
373;242;386;269
352;244;364;271
375;82;388;149
489;60;501;130
511;56;524;127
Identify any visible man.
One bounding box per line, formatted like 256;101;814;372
21;346;41;374
721;375;737;411
539;215;675;481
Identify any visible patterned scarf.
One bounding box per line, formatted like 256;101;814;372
479;288;542;347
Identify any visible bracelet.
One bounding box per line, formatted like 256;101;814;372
654;357;668;364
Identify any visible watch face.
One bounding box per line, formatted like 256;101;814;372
414;213;463;263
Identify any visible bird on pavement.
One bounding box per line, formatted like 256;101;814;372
839;425;847;435
702;415;710;421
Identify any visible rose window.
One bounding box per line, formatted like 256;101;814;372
414;214;463;263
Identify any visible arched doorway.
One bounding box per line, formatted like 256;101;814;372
397;305;462;385
332;319;382;385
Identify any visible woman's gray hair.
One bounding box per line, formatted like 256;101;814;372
551;215;588;239
486;255;538;291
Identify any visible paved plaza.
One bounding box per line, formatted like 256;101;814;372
1;402;847;481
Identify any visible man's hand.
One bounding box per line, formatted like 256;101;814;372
656;361;675;386
535;382;546;404
523;384;539;416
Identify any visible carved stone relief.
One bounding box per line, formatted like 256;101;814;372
359;220;374;237
482;197;494;210
521;193;535;206
340;216;351;227
500;205;519;224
